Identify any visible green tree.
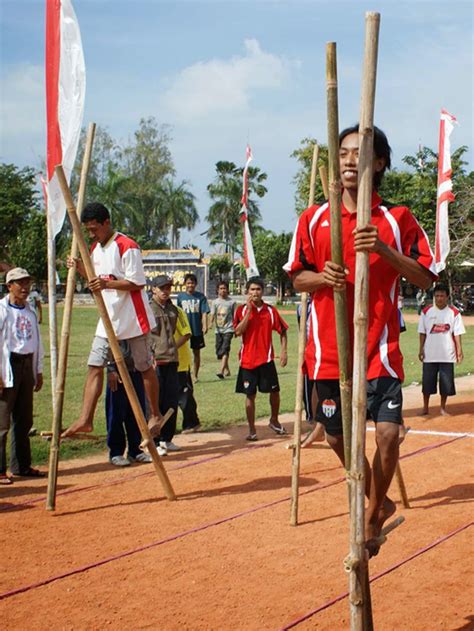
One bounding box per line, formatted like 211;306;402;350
253;230;293;299
206;161;266;255
158;179;198;249
208;254;233;279
0;163;40;260
291;138;328;216
9;212;48;281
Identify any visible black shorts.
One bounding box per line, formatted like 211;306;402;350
236;361;280;396
315;377;403;436
422;363;455;396
190;334;205;350
215;332;233;359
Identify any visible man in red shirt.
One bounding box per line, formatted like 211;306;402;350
285;125;436;555
234;277;288;441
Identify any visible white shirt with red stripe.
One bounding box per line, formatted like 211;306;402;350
284;192;436;381
418;305;465;363
233;302;288;370
91;232;156;340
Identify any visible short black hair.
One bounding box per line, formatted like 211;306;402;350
218;280;229;290
81;202;111;224
433;283;450;296
184;273;197;284
246;276;264;291
339;124;392;189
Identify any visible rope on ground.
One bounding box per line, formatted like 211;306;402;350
280;521;473;630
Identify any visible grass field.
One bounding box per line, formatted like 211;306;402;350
26;305;473;465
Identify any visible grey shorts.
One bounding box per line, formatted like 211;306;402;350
87;334;154;372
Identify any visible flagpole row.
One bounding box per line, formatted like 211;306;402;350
54;165;177;502
46;122;96;511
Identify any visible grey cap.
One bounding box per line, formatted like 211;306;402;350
6;267;31;283
153;275;173;288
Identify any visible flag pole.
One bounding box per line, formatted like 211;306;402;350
290;142;319;526
46;213;58;411
46;122;96;511
55;166;177;502
319;164;329;199
349;12;380;630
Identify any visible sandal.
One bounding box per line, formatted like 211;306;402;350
0;474;13;485
16;468;46;478
268;422;287;436
246;434;258;442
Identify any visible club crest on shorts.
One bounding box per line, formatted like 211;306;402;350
243;381;250;389
322;399;337;418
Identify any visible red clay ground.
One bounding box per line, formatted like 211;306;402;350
1;377;473;630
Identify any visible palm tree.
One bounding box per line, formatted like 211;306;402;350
159;179;199;249
206;161;267;255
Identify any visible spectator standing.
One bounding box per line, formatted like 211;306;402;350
234;277;288;441
27;283;42;324
105;340;152;466
209;281;236;379
418;283;465;416
150;276;181;456
0;268;45;484
174;306;202;434
177;273;210;382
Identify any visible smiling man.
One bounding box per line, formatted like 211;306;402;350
63;202;164;439
285;125;437;555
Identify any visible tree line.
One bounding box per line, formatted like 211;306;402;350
0;117;472;288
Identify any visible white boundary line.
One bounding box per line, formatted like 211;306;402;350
367;427;474;438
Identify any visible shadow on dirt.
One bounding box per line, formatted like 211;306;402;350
409;483;474;508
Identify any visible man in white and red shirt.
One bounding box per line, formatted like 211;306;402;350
63;202;163;438
285;125;436;555
418;283;465;416
234;277;288;441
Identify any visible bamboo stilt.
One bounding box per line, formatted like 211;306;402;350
55;166;176;502
46;123;96;511
349;12;380;631
319;164;329;199
395;462;410;509
290;143;319;526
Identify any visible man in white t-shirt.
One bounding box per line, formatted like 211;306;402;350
0;268;44;483
418;283;465;416
63;202;164;438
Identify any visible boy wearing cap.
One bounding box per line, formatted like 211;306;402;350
0;268;45;484
150;276;181;456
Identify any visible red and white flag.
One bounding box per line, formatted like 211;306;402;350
46;0;85;237
240;145;259;279
435;109;457;273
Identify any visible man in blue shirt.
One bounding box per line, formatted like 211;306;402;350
177;273;210;381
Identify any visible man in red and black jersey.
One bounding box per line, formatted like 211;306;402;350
234;277;288;441
285;125;436;555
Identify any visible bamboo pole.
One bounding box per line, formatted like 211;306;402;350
349;12;380;631
46;210;58;411
326;43;353;471
46;123;96;511
290;142;319;526
54;166;177;501
319;164;329;199
395;462;410;509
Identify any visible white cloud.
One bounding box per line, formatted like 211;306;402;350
160;39;299;121
0;63;45;164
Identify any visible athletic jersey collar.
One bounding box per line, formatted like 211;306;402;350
98;231;118;249
340;191;382;216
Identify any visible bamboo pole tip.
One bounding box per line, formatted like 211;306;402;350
366;11;380;19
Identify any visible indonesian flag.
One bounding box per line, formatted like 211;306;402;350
240;145;259;279
435;109;457;273
46;0;85;237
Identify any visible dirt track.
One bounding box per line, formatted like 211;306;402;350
1;377;473;630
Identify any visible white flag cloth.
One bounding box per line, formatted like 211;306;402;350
46;0;85;237
239;145;259;279
435;109;457;273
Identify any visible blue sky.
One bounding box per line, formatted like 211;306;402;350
1;0;472;251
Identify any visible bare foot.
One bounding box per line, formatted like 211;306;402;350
421;409;429;416
440;408;451;417
365;497;396;558
61;421;94;438
301;423;325;448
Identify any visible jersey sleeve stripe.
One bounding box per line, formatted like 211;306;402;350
130;290;151;334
